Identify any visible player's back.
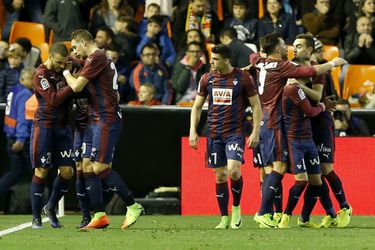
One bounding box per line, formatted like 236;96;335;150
250;53;317;128
33;64;73;128
200;68;257;138
282;84;314;140
79;49;121;123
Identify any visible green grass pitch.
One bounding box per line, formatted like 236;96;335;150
0;215;374;249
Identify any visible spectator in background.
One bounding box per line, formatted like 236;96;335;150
13;37;42;67
219;27;254;68
106;42;134;103
258;0;298;45
334;98;370;136
95;26;115;49
90;0;134;34
113;15;139;62
173;0;222;45
130;43;172;104
128;83;162;106
139;2;169;37
0;45;24;102
136;15;176;68
346;0;375;38
0;41;9;70
171;41;209;104
302;0;340;45
224;0;258;44
344;16;375;65
0;67;34;201
177;28;209;63
2;0;45;41
43;0;87;42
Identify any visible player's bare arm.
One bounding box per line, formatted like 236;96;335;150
314;57;347;75
247;95;262;149
63;70;89;93
189;95;206;150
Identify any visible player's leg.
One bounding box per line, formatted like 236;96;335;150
43;127;74;228
298;145;322;228
279;141;309;228
225;136;245;229
30;125;50;229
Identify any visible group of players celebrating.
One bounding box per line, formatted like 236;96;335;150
30;30;143;229
189;33;352;229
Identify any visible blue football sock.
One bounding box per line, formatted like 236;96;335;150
301;184;322;222
324;171;349;209
319;178;337;217
273;180;283;213
284;181;307;215
231;176;243;207
259;171;283;215
216;182;229;216
76;170;91;219
46;174;70;211
84;172;104;212
31;175;45;220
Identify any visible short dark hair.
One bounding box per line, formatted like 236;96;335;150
15;37;32;53
337;98;350;106
233;0;248;7
212;44;231;59
71;29;94;42
148;15;163;27
49;42;69;57
97;26;115;40
220;27;237;40
106;42;121;53
147;3;160;11
141;42;158;54
259;33;282;55
296;34;315;51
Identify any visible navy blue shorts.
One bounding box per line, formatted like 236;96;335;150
312;113;335;163
30;125;73;169
259;125;288;165
207;136;245;168
73;128;88;162
252;145;265;168
82;120;122;164
287;139;321;175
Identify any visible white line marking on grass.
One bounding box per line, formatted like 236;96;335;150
0;216;63;237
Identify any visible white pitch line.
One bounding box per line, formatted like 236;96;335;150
0;216;63;237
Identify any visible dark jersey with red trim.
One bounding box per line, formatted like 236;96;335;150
282;84;323;140
79;49;121;123
197;68;258;138
250;53;317;128
33;64;73;128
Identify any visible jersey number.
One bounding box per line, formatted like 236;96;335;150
110;62;118;90
258;67;266;95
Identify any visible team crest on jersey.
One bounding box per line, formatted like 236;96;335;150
212;88;232;105
39;76;50;90
298;88;306;100
233;78;238;85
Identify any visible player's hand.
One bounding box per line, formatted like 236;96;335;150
324;95;336;111
11;141;24;152
365;34;373;48
118;75;126;84
287;78;298;85
247;132;259;149
189;131;199;150
331;57;347;67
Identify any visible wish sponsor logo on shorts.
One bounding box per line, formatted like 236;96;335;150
60;149;72;158
228;143;244;153
212;88;232;105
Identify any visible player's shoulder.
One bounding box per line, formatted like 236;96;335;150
284;83;301;94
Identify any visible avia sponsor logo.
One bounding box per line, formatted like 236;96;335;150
212;88;232;106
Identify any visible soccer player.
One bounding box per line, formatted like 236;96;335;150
30;43;75;229
63;29;143;229
189;44;262;229
292;34;352;228
250;33;347;228
278;58;326;228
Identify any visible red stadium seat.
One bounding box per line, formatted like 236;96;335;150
342;65;375;103
9;21;46;47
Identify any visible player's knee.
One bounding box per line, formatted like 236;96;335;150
228;168;241;180
92;162;110;175
34;168;48;179
59;167;74;180
321;163;333;176
82;158;93;173
308;174;322;185
214;168;227;183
